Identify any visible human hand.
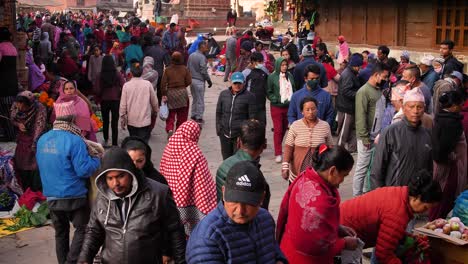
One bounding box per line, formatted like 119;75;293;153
339;225;357;237
162;256;172;264
281;169;289;180
18;123;27;132
207;79;213;88
121;119;127;130
344;236;359;250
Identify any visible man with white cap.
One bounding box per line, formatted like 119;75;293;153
432;70;463;114
419;54;439;92
186;161;287;264
370;88;432;190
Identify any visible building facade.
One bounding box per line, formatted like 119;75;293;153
316;0;468;52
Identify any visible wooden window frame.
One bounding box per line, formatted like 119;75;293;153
434;0;468;50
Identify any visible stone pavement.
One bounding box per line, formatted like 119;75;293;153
0;73;361;263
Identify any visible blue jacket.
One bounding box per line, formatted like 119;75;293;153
124;44;143;69
288;85;335;126
186;202;288;264
36;130;100;199
293;57;328;89
421;67;439;94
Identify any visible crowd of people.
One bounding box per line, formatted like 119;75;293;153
0;8;468;264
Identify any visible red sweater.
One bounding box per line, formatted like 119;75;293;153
277;168;345;264
340;187;413;264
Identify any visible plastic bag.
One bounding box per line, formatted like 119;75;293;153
159;102;169;121
339;238;364;264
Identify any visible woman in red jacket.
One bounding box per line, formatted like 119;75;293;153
340;170;442;264
277;144;358;263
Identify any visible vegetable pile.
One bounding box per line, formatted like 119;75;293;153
3;203;49;232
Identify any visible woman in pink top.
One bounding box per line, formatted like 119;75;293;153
55;81;96;141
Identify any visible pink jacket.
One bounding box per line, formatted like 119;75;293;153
119;77;159;127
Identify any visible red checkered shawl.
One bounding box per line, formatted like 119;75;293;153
160;120;217;215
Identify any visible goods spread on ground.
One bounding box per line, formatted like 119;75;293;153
415;217;468;246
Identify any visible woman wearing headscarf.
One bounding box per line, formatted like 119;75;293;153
430;91;467;220
337;35;349;65
267;57;296;163
25;50;45;92
96;55;125;147
142;56;159;90
277;145;357;264
121;136;168;185
160;52;192;137
11;91;47;191
55;81;96;141
159;120;217;237
142;56;159;130
109;41;123;67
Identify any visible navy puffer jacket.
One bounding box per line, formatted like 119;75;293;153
186;202;288;264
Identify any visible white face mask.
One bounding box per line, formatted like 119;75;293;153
434;67;442;73
255;63;264;69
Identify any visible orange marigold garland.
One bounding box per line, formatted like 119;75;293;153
35;92;55;108
91;113;103;132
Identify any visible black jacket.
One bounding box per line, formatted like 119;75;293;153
144;45;171;77
370;118;433;190
432;111;464;163
216;87;257;138
443;55;464;76
245;68;268;111
79;148;186;264
121;136;168;185
336;66;361;114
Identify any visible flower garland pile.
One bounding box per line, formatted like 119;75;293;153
35;92;54;108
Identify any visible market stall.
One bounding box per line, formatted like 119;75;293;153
414;194;468;264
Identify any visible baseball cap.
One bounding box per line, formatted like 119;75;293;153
224;161;266;206
231;72;245;84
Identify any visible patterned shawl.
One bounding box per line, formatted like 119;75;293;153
53;120;104;157
159;120;217;235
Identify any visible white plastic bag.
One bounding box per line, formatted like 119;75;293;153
159;102;169;121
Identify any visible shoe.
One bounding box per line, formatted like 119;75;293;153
275;155;282;163
167;130;173;140
102;139;110;148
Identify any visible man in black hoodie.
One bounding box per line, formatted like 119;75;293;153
79;148;186;264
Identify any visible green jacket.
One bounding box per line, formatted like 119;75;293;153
216;149;253;201
355;82;382;145
266;57;296;108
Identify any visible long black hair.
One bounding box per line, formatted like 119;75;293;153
408;170;442;203
100;55;118;89
312;144;354;172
